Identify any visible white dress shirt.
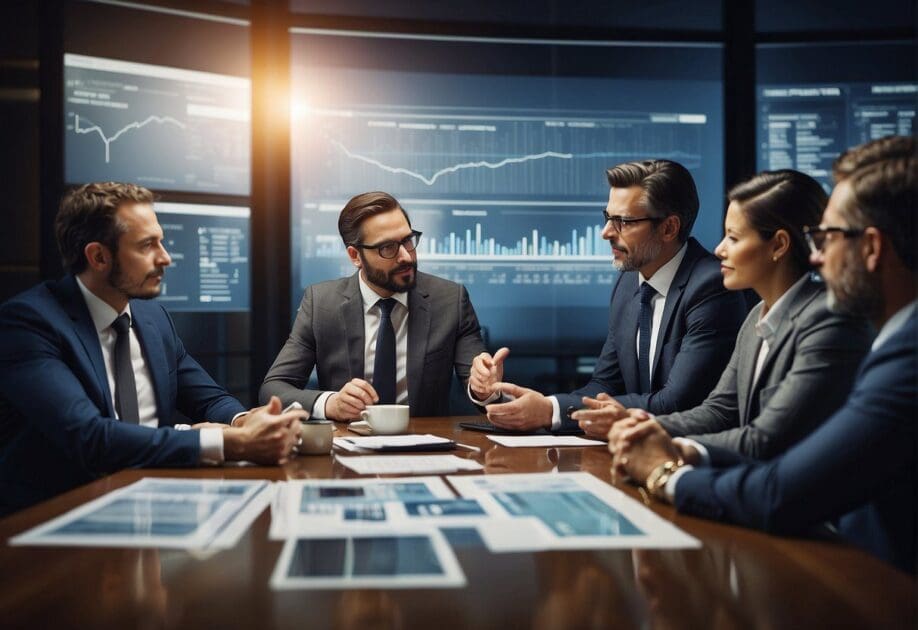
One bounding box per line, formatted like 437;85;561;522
75;277;224;463
311;273;410;418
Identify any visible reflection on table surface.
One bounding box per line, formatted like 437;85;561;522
0;417;914;629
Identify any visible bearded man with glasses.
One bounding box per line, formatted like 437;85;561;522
260;191;486;420
470;159;748;433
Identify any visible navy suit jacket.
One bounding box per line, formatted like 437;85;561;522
675;310;917;574
554;238;748;430
0;276;245;515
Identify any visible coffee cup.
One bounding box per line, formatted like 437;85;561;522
359;404;409;435
298;420;334;455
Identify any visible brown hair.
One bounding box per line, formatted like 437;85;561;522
605;159;699;242
727;170;828;276
337;191;411;246
843;156;917;272
833;135;915;183
55;182;155;274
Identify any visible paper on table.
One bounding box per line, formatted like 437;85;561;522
270;528;467;590
269;476;457;539
338;454;483;475
335;434;454;452
10;478;270;550
486;435;606;448
449;472;700;552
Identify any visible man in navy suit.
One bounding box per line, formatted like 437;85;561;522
469;160;748;432
0;182;303;515
612;140;916;573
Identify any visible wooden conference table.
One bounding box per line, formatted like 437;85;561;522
0;417;914;629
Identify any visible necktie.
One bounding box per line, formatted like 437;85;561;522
373;298;398;404
111;313;140;423
638;283;658;394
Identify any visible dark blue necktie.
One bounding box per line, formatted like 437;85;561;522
111;313;140;424
638;283;658;394
373;298;398;404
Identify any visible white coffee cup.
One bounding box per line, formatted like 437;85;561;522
359;404;409;435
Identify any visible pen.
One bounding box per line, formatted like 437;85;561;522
455;442;481;453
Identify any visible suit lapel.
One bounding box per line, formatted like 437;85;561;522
406;280;431;409
58;277;115;417
617;276;641;393
744;279;820;418
650;240;699;381
737;305;764;423
341;275;367;379
130;302;170;422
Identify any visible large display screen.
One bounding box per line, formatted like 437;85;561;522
757;42;916;191
64;53;251;195
291;32;724;353
156;202;250;312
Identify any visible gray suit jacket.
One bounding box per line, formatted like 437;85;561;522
656;277;872;459
259;271;486;417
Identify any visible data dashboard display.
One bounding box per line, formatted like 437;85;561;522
155;202;250;312
291;33;724;351
64;53;251;195
758;82;916;190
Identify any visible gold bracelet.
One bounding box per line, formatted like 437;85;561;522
645;459;684;501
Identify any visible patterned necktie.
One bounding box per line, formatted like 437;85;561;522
111;313;140;423
373;298;398;404
638;283;658;394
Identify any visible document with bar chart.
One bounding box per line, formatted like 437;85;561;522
64;53;251;195
290;33;724;350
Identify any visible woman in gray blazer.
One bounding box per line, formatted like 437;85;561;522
578;170;872;459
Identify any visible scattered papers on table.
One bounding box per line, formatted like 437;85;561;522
448;472;700;552
10;478;271;549
270;528;466;590
486;435;606;448
336;454;483;475
270;477;501;539
334;434;455;453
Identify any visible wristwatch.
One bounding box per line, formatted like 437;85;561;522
645;459;684;501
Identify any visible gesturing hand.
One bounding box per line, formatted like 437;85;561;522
485;382;553;430
470;347;510;401
570;393;628;439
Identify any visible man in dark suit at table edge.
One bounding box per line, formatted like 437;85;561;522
0;182;303;516
469;159;749;433
611;139;917;574
260;191;486;419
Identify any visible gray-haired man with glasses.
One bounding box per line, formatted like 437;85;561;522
470;160;748;434
260;191;486;420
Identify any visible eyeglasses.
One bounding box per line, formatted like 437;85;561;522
601;210;664;233
803;225;864;255
353;230;422;259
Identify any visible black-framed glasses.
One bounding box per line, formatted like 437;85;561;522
353;230;422;259
601;210;664;233
803;225;864;254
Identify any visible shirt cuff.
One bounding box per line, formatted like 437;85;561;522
311;392;334;420
198;428;225;465
467;382;501;406
549;396;562;431
664;464;695;503
673;437;711;466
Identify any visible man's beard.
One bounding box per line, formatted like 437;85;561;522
825;246;882;319
361;254;417;293
611;234;664;273
109;258;165;300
